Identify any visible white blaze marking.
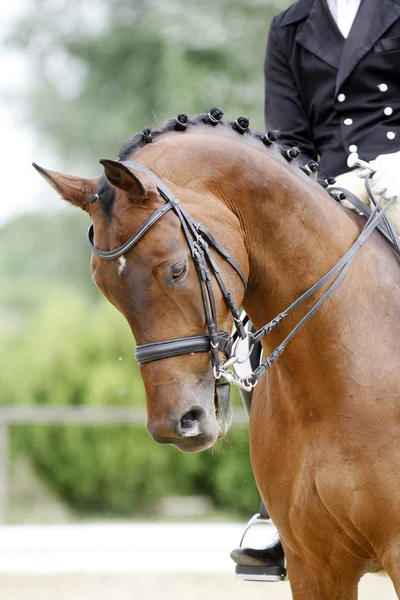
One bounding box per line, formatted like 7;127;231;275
117;256;126;276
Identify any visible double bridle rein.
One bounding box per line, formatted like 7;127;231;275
88;161;399;392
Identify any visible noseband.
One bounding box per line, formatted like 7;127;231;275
87;161;248;379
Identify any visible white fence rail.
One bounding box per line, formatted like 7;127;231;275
0;405;249;523
0;523;250;573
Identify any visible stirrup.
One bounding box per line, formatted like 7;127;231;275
235;513;287;583
239;512;270;546
235;564;287;582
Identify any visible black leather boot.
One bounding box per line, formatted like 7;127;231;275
230;503;286;582
230;533;286;581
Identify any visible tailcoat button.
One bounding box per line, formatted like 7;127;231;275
384;107;393;116
337;93;346;102
349;144;358;153
378;83;388;92
387;131;396;140
344;118;353;125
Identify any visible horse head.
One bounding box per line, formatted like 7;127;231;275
33;134;248;453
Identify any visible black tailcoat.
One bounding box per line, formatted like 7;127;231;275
264;0;400;177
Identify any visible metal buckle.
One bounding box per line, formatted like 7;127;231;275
213;365;257;392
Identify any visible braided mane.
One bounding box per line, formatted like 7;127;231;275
97;108;332;216
119;108;283;162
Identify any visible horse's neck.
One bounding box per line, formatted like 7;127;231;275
222;154;360;328
220;153;373;410
142;133;361;332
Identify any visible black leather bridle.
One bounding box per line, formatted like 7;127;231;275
87;161;248;376
88;161;400;391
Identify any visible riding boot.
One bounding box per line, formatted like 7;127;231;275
230;502;287;582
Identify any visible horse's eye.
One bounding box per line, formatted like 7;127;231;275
171;260;187;281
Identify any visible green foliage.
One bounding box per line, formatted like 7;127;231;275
0;211;95;325
211;428;261;515
7;0;292;169
0;281;258;517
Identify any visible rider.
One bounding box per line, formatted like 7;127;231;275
230;0;400;581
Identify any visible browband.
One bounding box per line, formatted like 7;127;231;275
87;160;247;290
87;199;178;259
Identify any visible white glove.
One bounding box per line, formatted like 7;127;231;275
359;151;400;201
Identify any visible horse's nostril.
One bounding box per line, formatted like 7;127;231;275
180;410;198;429
179;407;205;437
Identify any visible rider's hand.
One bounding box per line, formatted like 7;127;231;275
358;151;400;201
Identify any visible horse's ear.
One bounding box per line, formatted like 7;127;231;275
32;163;95;213
99;159;157;203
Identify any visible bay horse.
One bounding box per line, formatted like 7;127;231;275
34;110;400;599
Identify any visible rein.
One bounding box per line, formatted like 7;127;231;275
238;180;398;386
87;162;398;392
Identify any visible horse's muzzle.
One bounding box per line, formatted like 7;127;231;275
147;381;232;452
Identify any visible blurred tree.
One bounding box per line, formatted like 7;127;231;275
0;211;95;324
8;0;291;169
0;291;259;517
